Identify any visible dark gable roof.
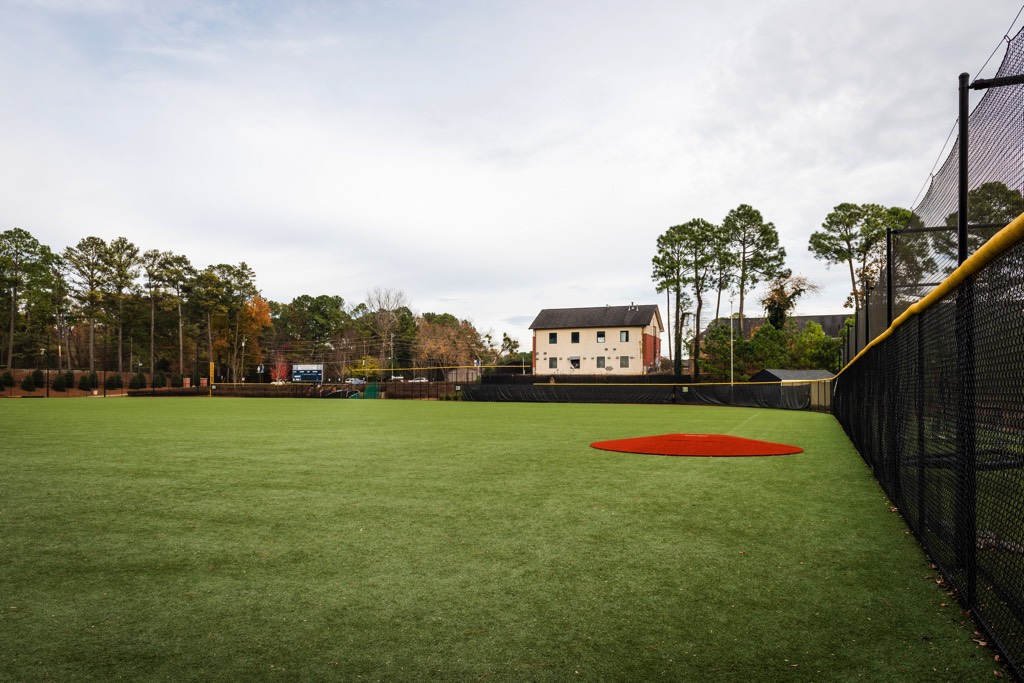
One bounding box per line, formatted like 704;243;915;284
530;305;661;330
751;369;835;381
791;315;850;337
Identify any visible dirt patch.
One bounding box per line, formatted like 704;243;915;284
590;433;803;457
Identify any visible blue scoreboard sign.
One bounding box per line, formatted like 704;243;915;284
291;364;324;383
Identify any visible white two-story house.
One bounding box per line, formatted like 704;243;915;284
529;304;663;376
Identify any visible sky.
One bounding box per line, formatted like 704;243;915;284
2;0;1022;349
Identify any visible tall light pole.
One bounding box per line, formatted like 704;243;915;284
102;327;107;398
240;337;246;383
729;296;734;388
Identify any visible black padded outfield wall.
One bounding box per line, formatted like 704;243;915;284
461;382;824;411
461;384;677;404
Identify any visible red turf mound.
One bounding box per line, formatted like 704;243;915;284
590;433;803;457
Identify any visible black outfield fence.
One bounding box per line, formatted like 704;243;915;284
833;213;1024;680
463;380;831;411
129;380;465;400
130;383;319;398
481;373;692;385
129;375;831;411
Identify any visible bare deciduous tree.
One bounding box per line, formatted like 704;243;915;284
365;287;409;367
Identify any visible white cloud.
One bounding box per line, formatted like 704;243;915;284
1;0;1021;347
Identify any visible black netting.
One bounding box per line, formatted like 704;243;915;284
843;29;1024;365
834;236;1024;680
916;25;1024;231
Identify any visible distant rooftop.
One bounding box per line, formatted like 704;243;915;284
751;368;835;382
708;314;849;338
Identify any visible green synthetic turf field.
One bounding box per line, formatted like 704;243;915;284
0;399;1000;681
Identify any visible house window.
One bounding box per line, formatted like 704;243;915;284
596;356;605;369
620;331;629;342
549;357;558;369
620;356;629;368
571;331;580;343
596;331;605;343
569;357;580;369
549;332;557;344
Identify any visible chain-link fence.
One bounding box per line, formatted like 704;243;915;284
834;214;1024;680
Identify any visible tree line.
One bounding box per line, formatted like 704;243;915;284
7;184;1018;385
652;203;795;381
0;230;526;383
654;183;1024;382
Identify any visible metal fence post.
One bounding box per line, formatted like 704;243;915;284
916;314;926;535
955;276;977;608
954;72;976;608
889;338;902;507
886;227;894;327
958;72;970;266
864;284;871;348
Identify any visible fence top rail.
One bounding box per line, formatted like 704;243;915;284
837;210;1024;378
531;379;834;388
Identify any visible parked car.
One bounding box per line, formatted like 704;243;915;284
389;376;405;382
345;378;366;385
409;377;429;383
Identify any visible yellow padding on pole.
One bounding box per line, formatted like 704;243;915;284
837;210;1024;378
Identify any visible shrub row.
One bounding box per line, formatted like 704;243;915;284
4;370;175;393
